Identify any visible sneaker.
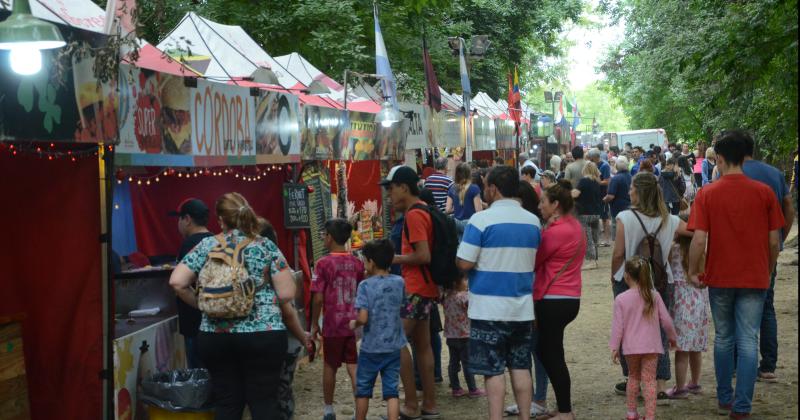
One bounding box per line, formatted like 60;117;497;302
468;388;487;398
665;386;689;399
686;383;703;395
531;402;548;416
504;404;521;415
717;402;732;415
451;388;467;397
435;377;444;384
615;381;628;396
729;412;751;419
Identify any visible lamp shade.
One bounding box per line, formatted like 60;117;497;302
0;0;66;50
375;100;401;127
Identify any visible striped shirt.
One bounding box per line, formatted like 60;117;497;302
456;199;541;322
423;173;454;212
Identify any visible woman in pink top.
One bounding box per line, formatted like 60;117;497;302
534;179;586;420
692;141;707;188
610;257;678;420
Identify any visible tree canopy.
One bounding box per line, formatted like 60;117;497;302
104;0;582;103
599;0;798;162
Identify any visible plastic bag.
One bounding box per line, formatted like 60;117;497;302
141;369;211;411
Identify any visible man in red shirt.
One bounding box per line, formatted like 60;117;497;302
687;130;784;419
381;165;440;419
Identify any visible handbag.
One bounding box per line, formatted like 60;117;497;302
539;241;582;298
666;177;690;211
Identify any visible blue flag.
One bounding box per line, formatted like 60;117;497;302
374;4;397;110
458;39;471;96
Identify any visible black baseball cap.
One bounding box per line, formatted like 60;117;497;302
168;198;209;223
379;165;419;188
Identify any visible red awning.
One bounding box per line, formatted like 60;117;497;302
129;44;200;77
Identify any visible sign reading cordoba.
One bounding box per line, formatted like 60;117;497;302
191;80;255;157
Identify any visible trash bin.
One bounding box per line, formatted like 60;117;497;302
141;369;213;419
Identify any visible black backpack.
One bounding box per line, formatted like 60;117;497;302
403;203;460;290
631;210;668;293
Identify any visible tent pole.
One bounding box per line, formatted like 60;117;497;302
98;143;114;420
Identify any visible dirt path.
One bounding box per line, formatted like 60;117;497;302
292;228;798;419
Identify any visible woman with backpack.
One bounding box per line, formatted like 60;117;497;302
169;192;297;420
609;173;688;402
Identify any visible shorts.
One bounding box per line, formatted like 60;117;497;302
401;294;434;321
468;319;532;376
600;203;610;220
323;335;357;368
355;350;401;399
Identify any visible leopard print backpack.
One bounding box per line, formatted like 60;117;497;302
197;234;256;318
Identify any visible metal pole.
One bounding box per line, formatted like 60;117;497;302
551;99;556;152
343;69;348;111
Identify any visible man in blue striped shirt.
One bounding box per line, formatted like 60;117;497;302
456;165;542;420
422;157;453;212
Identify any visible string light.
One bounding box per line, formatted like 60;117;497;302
112;164;282;187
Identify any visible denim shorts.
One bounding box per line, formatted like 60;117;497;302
468;319;532;376
355;350;401;399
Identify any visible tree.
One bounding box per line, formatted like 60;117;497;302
599;0;798;165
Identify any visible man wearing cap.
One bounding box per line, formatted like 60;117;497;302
169;198;213;369
381;165;440;419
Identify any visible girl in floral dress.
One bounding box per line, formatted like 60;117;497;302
665;231;710;399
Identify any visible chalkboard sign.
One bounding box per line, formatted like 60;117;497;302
283;183;310;229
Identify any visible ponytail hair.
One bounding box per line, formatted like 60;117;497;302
216;192;260;238
454;162;472;203
542;179;575;214
624;256;655;317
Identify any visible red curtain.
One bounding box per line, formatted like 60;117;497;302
0;152;103;419
328;160;383;211
128;169;294;265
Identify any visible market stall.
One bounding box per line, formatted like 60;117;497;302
0;19;113;420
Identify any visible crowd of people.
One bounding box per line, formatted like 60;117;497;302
164;129;794;420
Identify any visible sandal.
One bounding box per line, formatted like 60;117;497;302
665;385;689;399
757;371;778;383
686;383;703;394
399;412;421;420
421;410;441;419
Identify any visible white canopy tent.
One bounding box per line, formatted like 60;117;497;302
157;12;298;85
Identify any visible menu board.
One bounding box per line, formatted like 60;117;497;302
283;183;310;229
302;163;333;262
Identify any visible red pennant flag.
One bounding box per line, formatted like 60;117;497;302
422;35;441;112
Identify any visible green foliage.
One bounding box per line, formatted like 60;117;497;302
599;0;798;164
100;0;583;102
573;82;629;132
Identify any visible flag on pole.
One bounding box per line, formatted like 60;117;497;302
458;39;471;97
374;3;397;110
555;95;565;125
571;97;581;131
507;66;521;123
422;33;441;112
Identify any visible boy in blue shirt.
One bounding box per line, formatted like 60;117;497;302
349;239;408;420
